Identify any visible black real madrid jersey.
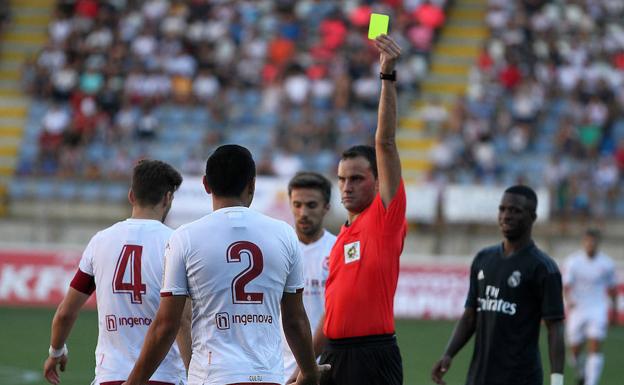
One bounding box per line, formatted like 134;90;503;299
464;242;564;385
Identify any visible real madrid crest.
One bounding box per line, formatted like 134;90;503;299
507;270;521;288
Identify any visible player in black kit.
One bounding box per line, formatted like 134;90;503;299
432;185;565;385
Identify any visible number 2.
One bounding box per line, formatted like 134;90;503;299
112;244;146;304
227;241;264;304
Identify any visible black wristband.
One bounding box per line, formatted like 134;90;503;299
380;70;396;81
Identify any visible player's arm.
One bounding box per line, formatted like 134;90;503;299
123;295;187;385
431;307;476;385
312;313;328;358
175;297;192;371
563;284;572;306
373;34;402;207
281;291;328;385
562;261;574;309
544;318;565;382
608;286;618;325
44;287;91;384
286;313;328;384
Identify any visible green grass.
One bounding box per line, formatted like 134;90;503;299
0;307;622;384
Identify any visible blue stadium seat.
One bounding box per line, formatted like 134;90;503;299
8;178;31;199
612;119;624;142
34;179;57;200
103;183;128;202
57;181;79;200
80;182;102;202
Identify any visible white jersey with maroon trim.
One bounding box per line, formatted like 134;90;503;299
75;218;186;384
563;250;616;311
281;230;335;382
161;207;304;385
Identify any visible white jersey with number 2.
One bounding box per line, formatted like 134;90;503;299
161;207;304;385
77;218;186;384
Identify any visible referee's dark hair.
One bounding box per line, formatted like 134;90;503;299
288;172;332;204
505;185;538;212
205;144;256;197
132;159;183;206
341;145;378;178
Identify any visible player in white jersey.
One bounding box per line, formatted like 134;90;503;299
564;228;618;385
44;160;189;385
283;173;336;384
123;145;329;385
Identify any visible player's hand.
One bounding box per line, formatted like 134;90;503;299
43;355;68;384
286;367;300;384
374;34;401;74
431;354;452;385
294;364;331;385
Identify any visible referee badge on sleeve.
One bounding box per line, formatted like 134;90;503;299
344;241;361;264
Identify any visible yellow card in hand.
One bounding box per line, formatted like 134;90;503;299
368;13;389;40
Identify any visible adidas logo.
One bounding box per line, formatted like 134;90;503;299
478;270;485;280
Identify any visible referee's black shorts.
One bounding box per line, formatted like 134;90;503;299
319;333;403;385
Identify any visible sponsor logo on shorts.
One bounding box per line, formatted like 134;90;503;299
105;314;152;331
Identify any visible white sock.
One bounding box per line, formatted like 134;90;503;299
585;353;604;385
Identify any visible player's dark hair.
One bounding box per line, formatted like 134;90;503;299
505;185;538;212
585;227;601;239
205;144;256;197
288;172;332;204
132;159;183;206
341;145;378;178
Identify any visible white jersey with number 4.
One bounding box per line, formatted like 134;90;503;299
77;218;186;384
282;230;335;382
563;250;616;312
161;207;304;385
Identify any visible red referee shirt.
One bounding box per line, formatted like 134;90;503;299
324;181;407;339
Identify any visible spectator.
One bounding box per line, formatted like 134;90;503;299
22;0;452;181
414;0;445;30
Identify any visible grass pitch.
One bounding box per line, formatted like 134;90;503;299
0;307;622;384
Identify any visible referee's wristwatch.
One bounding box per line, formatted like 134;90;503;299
379;70;397;81
48;344;68;358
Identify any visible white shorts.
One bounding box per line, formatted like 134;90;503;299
565;307;608;346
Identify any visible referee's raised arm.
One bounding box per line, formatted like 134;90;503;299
374;34;402;208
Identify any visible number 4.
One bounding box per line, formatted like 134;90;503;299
112;245;146;304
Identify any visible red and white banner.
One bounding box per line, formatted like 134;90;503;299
394;264;469;319
0;250;96;308
1;250;622;324
394;262;624;324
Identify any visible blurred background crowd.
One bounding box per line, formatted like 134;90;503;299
3;0;624;221
421;0;624;219
17;0;447;179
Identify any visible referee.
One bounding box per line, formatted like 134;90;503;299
310;34;406;385
432;185;565;385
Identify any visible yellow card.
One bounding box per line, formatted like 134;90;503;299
368;13;389;40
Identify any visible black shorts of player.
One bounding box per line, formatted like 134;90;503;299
319;333;403;385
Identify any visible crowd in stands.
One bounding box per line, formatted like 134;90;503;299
19;0;448;180
0;0;9;34
426;0;624;219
